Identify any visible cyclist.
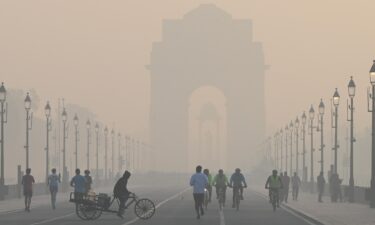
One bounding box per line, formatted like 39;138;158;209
229;168;247;208
114;170;131;219
212;169;229;206
203;169;213;202
265;170;283;208
47;168;61;210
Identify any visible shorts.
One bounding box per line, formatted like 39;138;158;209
49;185;58;193
24;190;33;197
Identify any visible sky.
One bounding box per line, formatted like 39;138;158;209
0;0;375;149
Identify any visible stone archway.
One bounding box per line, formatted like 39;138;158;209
148;4;267;172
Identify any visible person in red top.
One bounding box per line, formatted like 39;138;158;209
22;168;35;212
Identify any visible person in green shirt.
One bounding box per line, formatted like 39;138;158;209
203;169;213;202
212;169;229;205
265;170;283;207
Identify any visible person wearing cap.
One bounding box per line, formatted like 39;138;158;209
229;168;247;208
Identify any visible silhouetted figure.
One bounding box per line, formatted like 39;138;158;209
330;173;342;202
317;172;326;202
203;169;213;202
279;173;284;203
291;172;301;201
114;170;131;219
84;170;92;193
190;165;208;220
282;172;290;203
22;168;35;212
47;168;61;210
212;169;229;205
70;169;86;202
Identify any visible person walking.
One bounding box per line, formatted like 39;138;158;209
47;168;61;209
279;173;284;203
22;168;35;212
291;172;301;201
203;169;213;202
70;169;86;202
282;172;290;203
317;172;326;202
84;170;93;193
190;165;208;220
113;170;131;218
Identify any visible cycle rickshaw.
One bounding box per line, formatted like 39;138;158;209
69;192;156;220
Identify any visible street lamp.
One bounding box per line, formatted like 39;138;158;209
370;60;375;208
347;76;356;203
44;102;52;184
0;83;7;193
118;132;122;173
61;108;68;191
280;129;283;172
86;120;91;170
285;125;289;174
318;99;325;176
104;127;108;181
274;131;279;170
309;105;315;192
295;117;300;175
332;88;340;175
73;114;79;169
111;129;115;178
289;121;294;175
301;112;307;182
24;93;32;170
95;123;99;182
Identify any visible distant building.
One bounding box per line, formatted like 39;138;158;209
148;4;267;172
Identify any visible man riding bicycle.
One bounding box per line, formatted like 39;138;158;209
229;168;247;208
212;169;229;206
203;169;213;202
265;170;283;208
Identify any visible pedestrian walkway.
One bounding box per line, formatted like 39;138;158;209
254;186;375;225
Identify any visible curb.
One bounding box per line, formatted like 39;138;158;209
251;188;328;225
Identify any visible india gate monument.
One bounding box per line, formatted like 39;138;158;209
148;4;267;172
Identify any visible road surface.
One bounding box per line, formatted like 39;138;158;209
0;184;318;225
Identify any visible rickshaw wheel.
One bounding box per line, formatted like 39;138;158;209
134;198;156;220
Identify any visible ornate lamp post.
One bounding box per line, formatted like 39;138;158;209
73;114;79;169
369;60;375;207
86;120;91;170
111;129;115;178
274;131;279;170
285;125;289;174
118;133;122;173
332;89;340;174
280;128;284;172
61;108;68;191
44;102;52;183
347;76;356;203
0;83;7;187
0;83;7;190
289;121;294;175
104;126;108;181
24;93;32;170
301;112;307;182
295;117;300;175
95;123;99;181
318;99;325;175
309;105;315;192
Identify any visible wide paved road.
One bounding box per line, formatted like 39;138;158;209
0;185;316;225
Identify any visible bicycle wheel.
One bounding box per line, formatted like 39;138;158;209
236;195;240;211
134;198;156;220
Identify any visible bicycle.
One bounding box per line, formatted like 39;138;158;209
217;187;226;210
69;192;155;220
232;186;241;211
267;188;279;212
204;188;209;210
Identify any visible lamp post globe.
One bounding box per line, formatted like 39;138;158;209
62;108;67;122
0;82;6;102
318;99;325;115
369;60;375;84
45;102;51;118
309;105;315;120
24;92;31;110
302;112;306;125
348;76;356;98
295;117;300;129
86;120;91;129
73;114;79;126
333;88;340;107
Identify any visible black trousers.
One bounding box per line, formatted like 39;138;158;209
193;193;204;215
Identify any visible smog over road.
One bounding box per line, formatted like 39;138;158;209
1;1;375;225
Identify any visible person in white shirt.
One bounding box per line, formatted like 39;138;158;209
190;165;208;219
47;168;61;209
